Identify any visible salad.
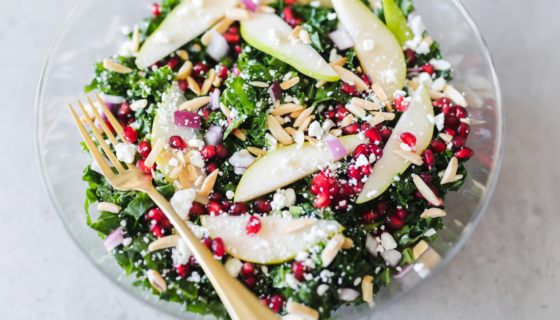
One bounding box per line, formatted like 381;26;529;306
80;0;474;318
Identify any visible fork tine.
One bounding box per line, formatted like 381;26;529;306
86;96;119;146
77;100;127;173
68;104;115;178
94;93;125;142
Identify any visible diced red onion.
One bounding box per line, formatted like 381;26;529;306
394;263;414;279
209;89;221;110
205;126;223;146
101;103;116;121
241;0;261;12
103;228;123;251
338;288;360;301
234;167;247;175
381;249;402;267
328;29;354;50
174;111;201;130
365;234;378;257
326;137;348;158
99;93;126;104
407;67;422;77
207;32;229;61
228;151;256;168
268;81;282;102
208;125;223;134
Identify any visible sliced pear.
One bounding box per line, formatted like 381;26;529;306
201;215;343;264
356;85;434;203
332;0;406;97
296;0;333;7
382;0;414;45
136;0;238;69
234;135;364;202
240;13;339;81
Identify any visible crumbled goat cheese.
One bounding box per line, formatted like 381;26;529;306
188;271;201;282
434;113;445;131
322;119;335;132
170;188;196;219
317;284;330;296
172;238;192;267
380;232;397;251
355;154;369;167
122;238;132;246
400;143;412;152
418;72;433;88
429;58;451;70
416;40;430;54
226;190;235;200
188;138;205;148
190;151;205;168
424;228;437;237
308;121;324;138
115;143;136;163
431;77;447;91
408;14;426;37
285;273;300;290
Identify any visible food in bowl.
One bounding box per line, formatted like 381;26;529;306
79;0;474;318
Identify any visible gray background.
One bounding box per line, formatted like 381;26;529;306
0;0;555;319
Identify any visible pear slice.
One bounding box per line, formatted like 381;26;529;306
201;215;343;264
382;0;414;45
356;85;434;203
240;13;339;81
331;0;406;97
234;135;364;203
136;0;238;69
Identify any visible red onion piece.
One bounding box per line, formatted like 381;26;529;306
209;89;221;110
174;111;201;129
326;137;348;158
241;0;261;12
99;93;126;104
103;228;123;251
338;288;360;301
268;81;282;102
101;103;116;121
365;234;378;257
234;167;247;175
381;249;402;267
205;126;223;146
328;29;354;50
207;32;229;61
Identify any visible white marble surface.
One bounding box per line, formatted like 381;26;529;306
1;0;557;319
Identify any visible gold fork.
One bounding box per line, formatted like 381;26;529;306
69;93;277;320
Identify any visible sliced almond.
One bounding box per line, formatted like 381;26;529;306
201;18;235;45
131;24;140;54
145;138;165;167
334;66;368;91
329;57;348;68
421;208;447;219
220;103;231;118
370;111;396;121
232;128;246;141
103;59;132;74
284;127;297;135
339;114;355;128
147;270;167;293
460;118;471;124
148;235;181;252
286;302;319;320
288;26;303;40
293;107;314;127
293;130;305;146
177;60;193;80
346;104;366;119
394;150;423;166
213;77;221;88
160;151;174;162
280;77;300;90
412;240;429;259
440;156;458;184
272;103;304;116
281;219;316;235
429;89;442;100
176;50;189;60
315;80;326;88
239;149;250;156
297;115;315;132
274;115;285;125
169;164;183;180
443;84;468;107
192;43;202;52
257;5;275;13
368;113;385;126
362;275;374;302
199;170;219;197
321;234;345;267
451;174;463;182
187;76;201;95
351;98;382;110
249;81;270;88
248;147;267;156
341;237;353;249
291;109;304;118
200;69;215;95
329;129;342;136
439;133;453;143
97;202;121;213
299;29;311;44
225;7;251;20
407;80;420;90
183;150;196;164
187;164;200;182
178;97;211;111
372;82;388;101
268;115;293;145
413;175;440;205
305;135;319;147
179;170;191;189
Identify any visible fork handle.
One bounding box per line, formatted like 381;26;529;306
145;187;278;320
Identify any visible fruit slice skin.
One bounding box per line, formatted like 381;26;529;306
356;85;433;203
240;13;339;81
201;215;343;264
136;0;238;69
382;0;414;45
332;0;406;97
234;135;364;203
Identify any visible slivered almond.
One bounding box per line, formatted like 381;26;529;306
201;18;235;45
239;149;250;156
178;61;193;80
187;76;201;95
346;104;366;118
370;112;395;120
248;147;267;156
200;69;215;95
249;81;269;88
169;164;183;179
443;84;468;107
423;36;434;46
394;150;423;166
148;235;181;252
329;57;348;68
439;133;453;143
305;136;319;147
281;219;316;234
413;175;440;205
199;170;219;196
177;50;189;60
274;115;285;125
298;115;315;132
429;89;442;100
341;237;353;249
284;127;297;135
97;202;121;213
299;29;311;44
451;174;463;182
178;97;211;111
351;98;382;110
329;129;342;136
339;114;355;128
293;107;314;127
280;77;300;90
192;43;202;52
232;128;246;141
131;24;140;53
362;275;374;302
421;208;446;219
161;151;173;162
315;80;326;88
272;103;304;116
179;170;191;189
407;80;420;90
293;130;304;146
460;118;471;124
372;82;388;101
147;270;167;293
187;164;200;181
291;109;304;118
225;7;250;20
183;150;196;164
321;234;345;267
440;157;458;184
145;138;165;167
213;77;221;88
103;59;132;73
288;26;303;40
267;115;293;145
334;66;368;91
368;113;385;126
220;103;231;118
412;240;429;259
286;302;319;320
258;5;275;13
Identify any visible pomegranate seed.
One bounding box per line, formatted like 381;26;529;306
313;174;331;190
215;144;228;160
361;123;371;132
228;24;239;34
216;65;229;80
421;149;436;170
136;159;154;173
354;144;369;158
444;115;460;130
229;202;248;216
223;33;240;44
359;73;372;87
234;45;242;54
136;140;151;158
376;201;388;216
335;104;349;121
360;165;373;176
144;207;166;222
167;57;180;69
394;95;410;112
353;181;364;194
169;135;187;150
310;183;320;195
292;262;306;282
418;172;432;183
342;122;360;135
242;262;254;276
313;193;331;208
205;161;219;174
284;0;296;5
260;296;271;308
404;49;417;65
443;128;455;136
368;144;383;160
178;80;188;92
207;201;222;215
393;208;407;219
189;202;206;215
341;82;360;97
193;62;208;75
432;97;452;108
150;3;161;16
211;238;226;257
421;64;435;76
122;126;137;143
104;120;115;133
209;192;222;202
455;106;468;118
339;184;352;198
246;216;262;236
150;224;166;238
176;264;189;278
357;210;381;225
347;165;361;179
244;275;257;288
380;127;392;141
252;198;271;214
457;123;470;138
365;127;382;145
455;147;474;159
201;237;213;250
282;7;295;24
117;102;132;119
400;132;416;149
386;215;405;230
321;108;336;119
201;145;216;159
430;139;447;153
452;136;466;149
334;198;348;210
328;184;340;197
269;294;286;313
221;201;232;212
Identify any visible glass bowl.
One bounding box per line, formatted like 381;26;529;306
35;0;504;318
